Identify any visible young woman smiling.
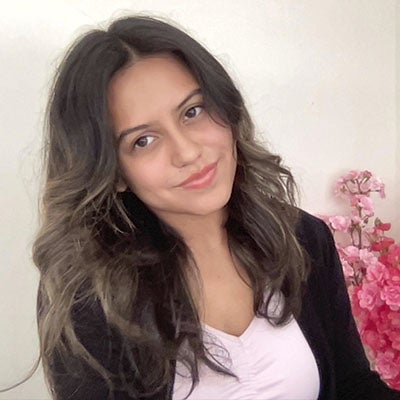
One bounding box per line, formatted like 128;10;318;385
32;16;400;400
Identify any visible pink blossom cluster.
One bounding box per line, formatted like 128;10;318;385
318;170;400;390
335;170;385;199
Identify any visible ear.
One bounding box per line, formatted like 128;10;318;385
116;176;128;193
233;139;238;160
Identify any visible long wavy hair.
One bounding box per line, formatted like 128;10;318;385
33;15;309;399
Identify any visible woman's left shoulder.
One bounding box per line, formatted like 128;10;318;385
294;209;334;259
293;208;345;290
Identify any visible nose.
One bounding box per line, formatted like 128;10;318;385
168;125;202;168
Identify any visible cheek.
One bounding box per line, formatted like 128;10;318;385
121;158;166;196
217;129;236;159
204;124;234;150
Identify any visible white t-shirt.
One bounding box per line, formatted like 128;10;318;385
173;296;320;400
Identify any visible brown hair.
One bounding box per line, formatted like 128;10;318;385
33;15;309;398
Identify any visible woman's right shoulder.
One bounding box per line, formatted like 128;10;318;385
48;297;127;399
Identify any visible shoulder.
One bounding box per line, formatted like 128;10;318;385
295;209;331;242
295;209;334;260
294;209;343;296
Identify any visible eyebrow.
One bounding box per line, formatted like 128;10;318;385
116;88;202;145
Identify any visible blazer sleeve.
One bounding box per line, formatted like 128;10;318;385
48;299;138;400
309;215;400;400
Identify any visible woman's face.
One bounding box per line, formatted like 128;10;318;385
108;54;237;225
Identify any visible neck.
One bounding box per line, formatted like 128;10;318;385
159;208;229;255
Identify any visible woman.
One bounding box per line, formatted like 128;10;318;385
33;15;400;400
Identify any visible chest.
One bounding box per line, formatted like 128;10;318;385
201;271;254;336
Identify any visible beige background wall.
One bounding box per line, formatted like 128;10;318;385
0;1;398;398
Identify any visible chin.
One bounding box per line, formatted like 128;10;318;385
185;189;233;216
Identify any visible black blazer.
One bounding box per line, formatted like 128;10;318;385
50;211;400;399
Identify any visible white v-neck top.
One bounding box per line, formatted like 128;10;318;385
173;302;320;400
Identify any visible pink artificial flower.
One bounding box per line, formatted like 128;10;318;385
376;222;392;232
366;261;389;284
360;173;373;193
343;245;360;261
362;328;387;352
361;235;372;248
350;306;371;335
357;283;383;310
373;307;391;334
369;176;386;198
385;326;400;350
385;267;400;285
335;171;360;195
369;219;390;237
351;215;363;225
328;215;351;232
362;170;373;179
342;259;355;280
388;332;400;352
353;195;375;216
334;179;346;196
387;245;400;267
381;285;400;311
361;195;373;207
372;237;396;252
365;226;376;235
355;311;370;333
386;375;400;391
375;351;400;381
359;248;378;264
387;310;400;328
350;287;365;317
319;170;400;388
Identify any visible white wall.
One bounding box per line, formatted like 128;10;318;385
0;1;398;398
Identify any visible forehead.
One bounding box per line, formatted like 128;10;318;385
108;55;199;129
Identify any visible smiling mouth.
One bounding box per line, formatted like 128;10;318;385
178;162;218;189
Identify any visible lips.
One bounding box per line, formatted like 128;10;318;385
178;162;218;189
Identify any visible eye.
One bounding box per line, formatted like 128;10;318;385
134;135;156;149
184;105;203;120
